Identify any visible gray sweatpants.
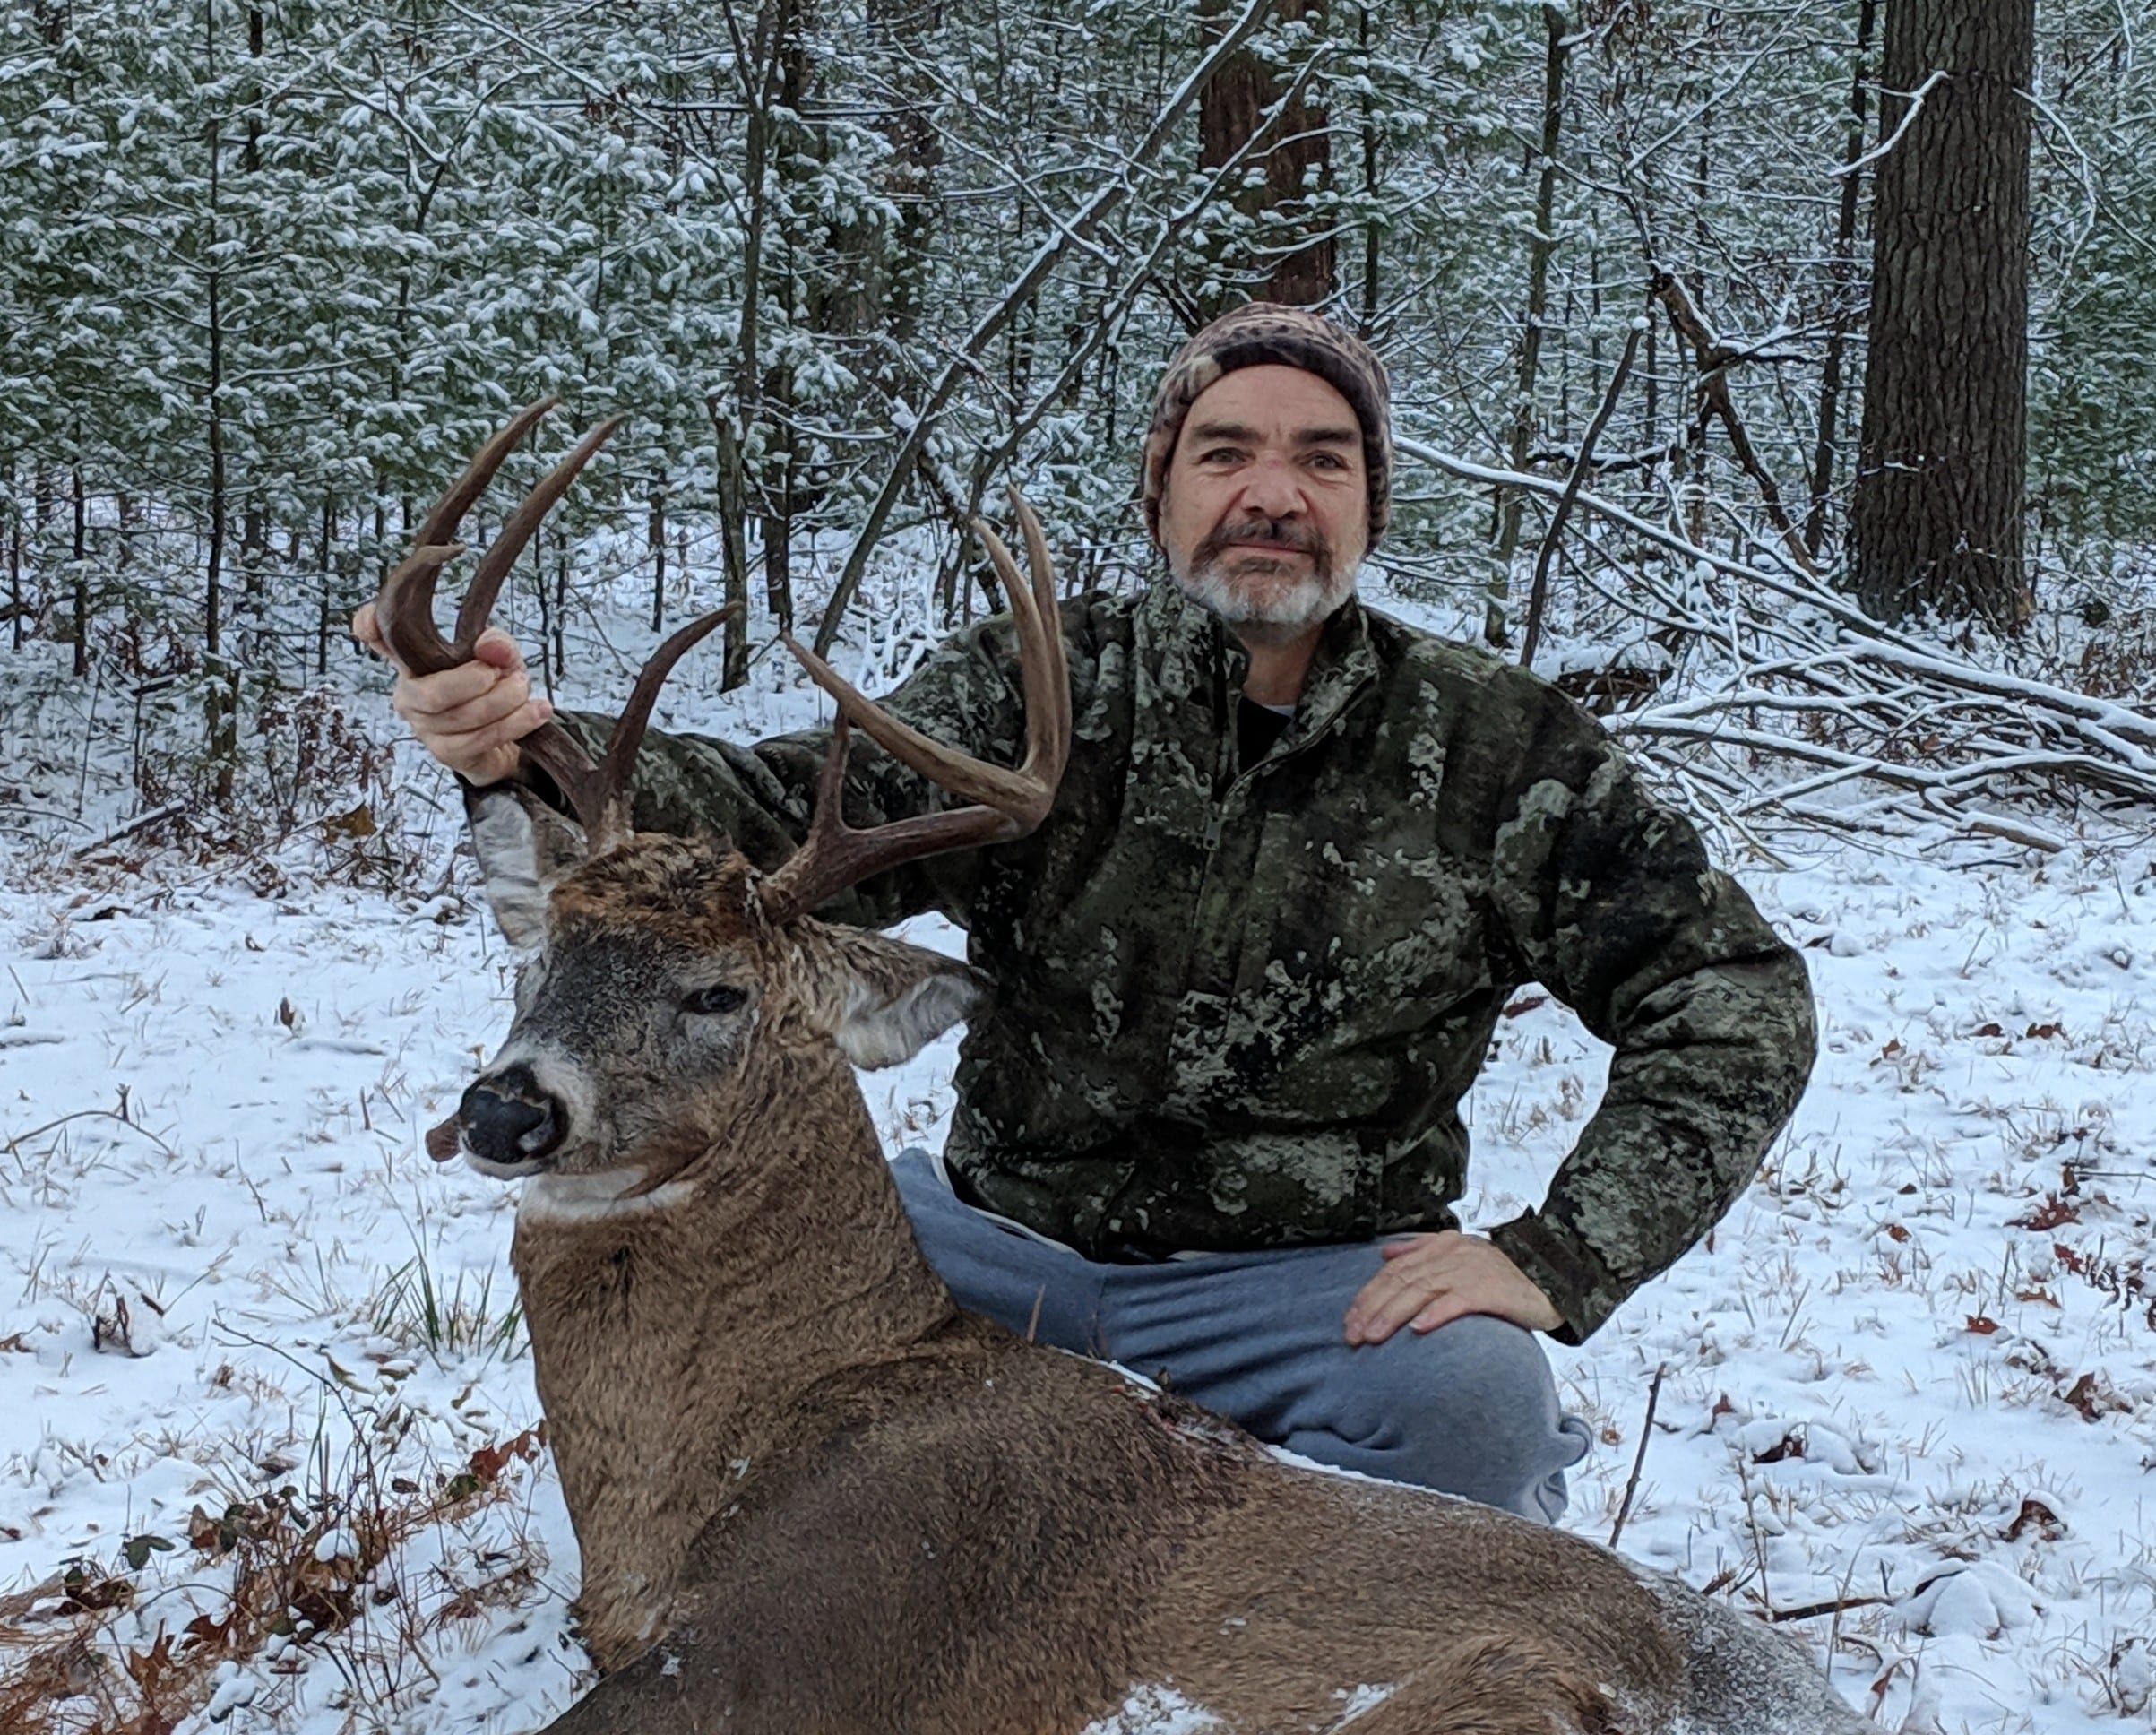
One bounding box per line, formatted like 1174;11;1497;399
893;1150;1591;1521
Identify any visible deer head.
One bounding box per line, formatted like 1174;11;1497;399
378;403;1069;1196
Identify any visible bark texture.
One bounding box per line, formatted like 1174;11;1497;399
1197;0;1333;310
1850;0;2034;630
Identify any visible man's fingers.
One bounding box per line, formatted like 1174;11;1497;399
1409;1292;1477;1335
1349;1283;1445;1347
414;700;552;767
411;673;542;738
1345;1258;1449;1346
391;659;517;721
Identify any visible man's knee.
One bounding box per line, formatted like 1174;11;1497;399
1343;1312;1580;1513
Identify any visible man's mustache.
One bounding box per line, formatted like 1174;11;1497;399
1195;517;1332;570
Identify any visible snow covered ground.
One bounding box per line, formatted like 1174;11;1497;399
2;586;2153;1732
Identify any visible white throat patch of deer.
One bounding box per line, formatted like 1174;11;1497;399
399;405;1880;1734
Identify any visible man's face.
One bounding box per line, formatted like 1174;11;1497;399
1157;364;1369;632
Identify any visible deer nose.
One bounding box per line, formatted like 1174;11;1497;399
458;1071;564;1168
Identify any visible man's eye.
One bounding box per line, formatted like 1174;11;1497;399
685;985;748;1016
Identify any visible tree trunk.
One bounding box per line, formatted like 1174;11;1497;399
1806;0;1879;558
72;465;88;678
1197;0;1334;310
6;455;21;652
316;494;336;677
1490;4;1570;646
711;407;753;692
1357;1;1379;326
650;484;668;634
1850;0;2033;631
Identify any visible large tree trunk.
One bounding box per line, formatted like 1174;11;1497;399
1197;0;1333;311
1849;0;2033;631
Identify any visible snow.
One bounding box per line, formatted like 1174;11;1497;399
2;594;2153;1733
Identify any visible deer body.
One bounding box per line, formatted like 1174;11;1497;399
496;948;1870;1734
384;416;1876;1735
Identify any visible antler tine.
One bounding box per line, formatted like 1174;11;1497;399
378;399;560;677
780;632;1050;819
567;605;740;846
757;493;1071;925
973;502;1070;798
375;406;725;852
417;398;559;552
453;414;626;654
1009;488;1072;760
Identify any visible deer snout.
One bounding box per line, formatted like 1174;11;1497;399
458;1066;565;1172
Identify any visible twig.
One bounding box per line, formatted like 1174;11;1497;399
4;1107;179;1161
1766;1593;1893;1624
1522;319;1643;670
1740;1459;1774;1616
1836;68;1951;177
1606;1361;1666;1549
72;803;188;861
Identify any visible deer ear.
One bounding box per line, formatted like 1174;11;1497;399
801;927;987;1068
465;783;591;947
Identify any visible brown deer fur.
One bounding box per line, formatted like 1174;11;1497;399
445;811;1880;1735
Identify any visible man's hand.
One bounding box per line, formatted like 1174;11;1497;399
351;603;551;787
1343;1230;1563;1343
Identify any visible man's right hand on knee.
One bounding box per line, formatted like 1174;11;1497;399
351;603;553;787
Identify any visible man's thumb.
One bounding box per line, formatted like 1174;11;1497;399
473;629;523;671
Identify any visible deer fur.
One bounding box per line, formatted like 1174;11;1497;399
441;790;1881;1735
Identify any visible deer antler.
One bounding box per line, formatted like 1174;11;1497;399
756;490;1070;925
374;400;730;850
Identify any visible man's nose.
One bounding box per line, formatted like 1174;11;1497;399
1234;456;1309;520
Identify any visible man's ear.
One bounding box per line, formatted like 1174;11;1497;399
464;783;590;948
795;924;987;1068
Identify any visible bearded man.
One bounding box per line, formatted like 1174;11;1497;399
357;304;1815;1522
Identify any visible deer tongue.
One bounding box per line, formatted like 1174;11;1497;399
424;1115;462;1164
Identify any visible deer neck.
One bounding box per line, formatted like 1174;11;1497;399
505;1040;959;1665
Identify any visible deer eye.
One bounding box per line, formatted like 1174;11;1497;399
684;984;748;1017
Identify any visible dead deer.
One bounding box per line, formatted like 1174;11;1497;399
385;404;1882;1735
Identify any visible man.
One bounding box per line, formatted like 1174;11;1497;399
357;304;1815;1521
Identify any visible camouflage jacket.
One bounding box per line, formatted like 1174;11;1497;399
575;582;1815;1342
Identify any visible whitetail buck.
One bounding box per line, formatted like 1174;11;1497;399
386;404;1881;1734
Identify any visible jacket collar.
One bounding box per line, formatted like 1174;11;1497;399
1139;580;1381;742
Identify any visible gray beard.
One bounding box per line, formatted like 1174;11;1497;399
1171;556;1358;630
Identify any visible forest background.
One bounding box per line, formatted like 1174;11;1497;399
6;0;2156;856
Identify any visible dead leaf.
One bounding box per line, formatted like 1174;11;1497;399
2004;1496;2065;1541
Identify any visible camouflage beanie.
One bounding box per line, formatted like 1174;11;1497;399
1141;302;1393;550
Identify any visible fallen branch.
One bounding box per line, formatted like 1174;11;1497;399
1397;437;2156;846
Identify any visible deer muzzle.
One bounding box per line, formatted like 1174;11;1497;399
457;1065;566;1174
